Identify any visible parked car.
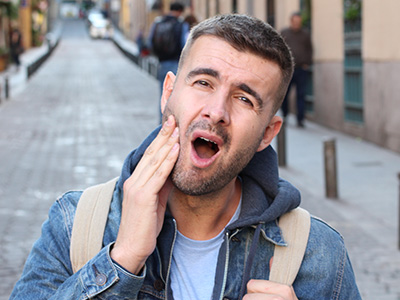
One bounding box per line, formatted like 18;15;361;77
89;18;113;39
87;10;113;39
87;10;104;26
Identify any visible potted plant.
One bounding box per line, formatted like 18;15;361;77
344;0;361;32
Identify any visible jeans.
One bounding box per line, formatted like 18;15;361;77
281;67;308;125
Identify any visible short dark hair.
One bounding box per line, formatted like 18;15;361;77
291;11;302;18
179;14;294;114
170;2;184;12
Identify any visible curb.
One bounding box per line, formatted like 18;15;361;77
0;22;63;102
111;28;159;79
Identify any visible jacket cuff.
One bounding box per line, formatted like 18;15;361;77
78;243;145;298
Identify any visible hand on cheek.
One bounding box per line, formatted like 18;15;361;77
111;115;180;274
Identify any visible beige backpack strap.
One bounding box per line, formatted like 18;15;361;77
70;177;119;273
269;207;311;285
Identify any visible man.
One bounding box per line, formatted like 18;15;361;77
281;12;313;128
11;14;361;299
148;2;189;121
10;28;23;70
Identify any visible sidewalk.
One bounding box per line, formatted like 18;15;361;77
274;116;400;299
275;116;400;237
0;22;62;101
112;26;159;78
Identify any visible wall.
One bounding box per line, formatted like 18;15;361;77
310;0;344;130
274;0;298;31
363;0;400;152
19;3;32;49
119;0;131;36
130;0;147;41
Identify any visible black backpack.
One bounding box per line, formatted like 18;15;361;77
151;16;184;61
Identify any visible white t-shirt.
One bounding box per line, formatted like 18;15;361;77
170;199;242;300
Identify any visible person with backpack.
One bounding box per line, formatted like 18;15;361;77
10;14;361;299
148;2;189;122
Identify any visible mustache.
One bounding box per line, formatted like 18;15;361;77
186;119;230;146
162;104;230;145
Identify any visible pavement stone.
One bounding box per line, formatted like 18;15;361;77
1;18;400;299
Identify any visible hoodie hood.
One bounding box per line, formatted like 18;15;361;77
230;145;301;228
117;125;301;227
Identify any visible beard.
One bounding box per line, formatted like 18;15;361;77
170;119;263;196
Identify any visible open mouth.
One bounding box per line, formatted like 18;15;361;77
193;137;220;159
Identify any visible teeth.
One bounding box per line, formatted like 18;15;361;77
200;137;217;144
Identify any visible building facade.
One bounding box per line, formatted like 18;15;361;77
311;0;399;154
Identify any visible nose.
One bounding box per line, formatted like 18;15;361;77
201;93;231;125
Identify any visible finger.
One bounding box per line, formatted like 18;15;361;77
247;279;291;295
127;116;178;185
146;141;180;195
243;293;283;300
135;115;176;173
138;127;179;187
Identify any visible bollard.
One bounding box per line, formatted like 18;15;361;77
277;121;286;167
398;173;400;250
324;138;338;199
5;76;9;99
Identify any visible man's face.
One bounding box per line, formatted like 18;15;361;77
290;15;302;31
161;36;282;196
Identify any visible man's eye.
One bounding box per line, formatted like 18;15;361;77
195;80;210;87
238;96;254;107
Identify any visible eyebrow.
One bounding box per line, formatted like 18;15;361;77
186;67;220;81
237;83;264;110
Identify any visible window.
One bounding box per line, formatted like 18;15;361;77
300;0;313;113
266;0;275;27
232;0;237;13
344;0;363;123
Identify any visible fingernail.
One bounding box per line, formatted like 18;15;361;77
166;115;173;126
172;127;179;137
172;143;179;152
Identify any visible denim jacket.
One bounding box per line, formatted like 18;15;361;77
11;127;361;300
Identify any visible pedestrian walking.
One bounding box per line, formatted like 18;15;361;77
281;12;313;128
148;2;189;122
10;29;24;70
136;28;150;57
10;14;360;300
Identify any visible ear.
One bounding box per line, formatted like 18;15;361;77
257;116;283;152
161;71;176;113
